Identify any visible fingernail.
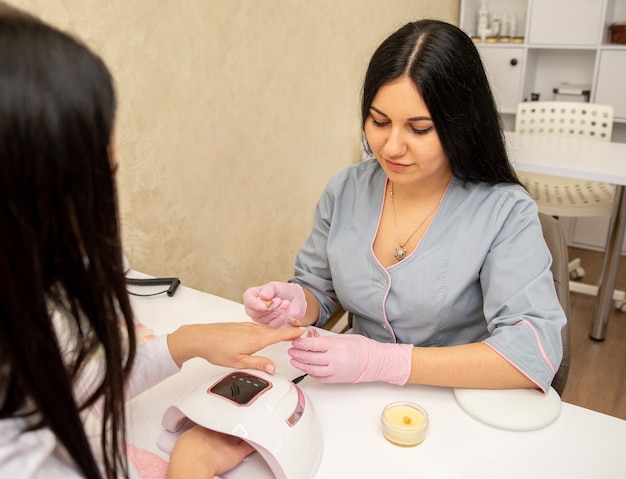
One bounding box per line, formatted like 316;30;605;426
265;364;275;374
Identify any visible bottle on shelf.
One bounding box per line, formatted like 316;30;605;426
491;12;501;39
476;0;490;42
509;12;516;38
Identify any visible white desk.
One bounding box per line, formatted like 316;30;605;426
506;131;626;340
125;281;626;479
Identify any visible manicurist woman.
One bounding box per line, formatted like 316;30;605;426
244;19;566;393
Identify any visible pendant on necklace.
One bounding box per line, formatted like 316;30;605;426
395;247;407;261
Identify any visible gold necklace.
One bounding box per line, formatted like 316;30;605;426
390;182;442;261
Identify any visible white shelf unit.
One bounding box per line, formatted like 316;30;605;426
460;0;626;253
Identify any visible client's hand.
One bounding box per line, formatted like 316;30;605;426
242;281;307;328
167;322;305;374
288;333;413;385
167;426;254;479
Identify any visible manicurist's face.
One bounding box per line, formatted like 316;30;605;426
364;76;451;187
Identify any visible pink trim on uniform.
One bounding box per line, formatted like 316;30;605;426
369;180;397;343
483;318;557;395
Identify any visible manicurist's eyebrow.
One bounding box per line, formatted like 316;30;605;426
407;115;432;122
369;106;388;117
370;105;431;122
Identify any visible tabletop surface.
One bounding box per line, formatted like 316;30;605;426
506;130;626;185
126;277;626;479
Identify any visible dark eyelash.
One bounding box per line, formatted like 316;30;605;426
411;126;433;135
371;117;432;135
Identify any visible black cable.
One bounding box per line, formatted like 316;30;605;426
127;289;170;297
126;277;181;297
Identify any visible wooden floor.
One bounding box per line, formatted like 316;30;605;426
561;247;626;420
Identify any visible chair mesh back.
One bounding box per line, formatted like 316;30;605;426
515;102;613;142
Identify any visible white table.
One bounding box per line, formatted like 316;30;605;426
506;131;626;340
125;280;626;479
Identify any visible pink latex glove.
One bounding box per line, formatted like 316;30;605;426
288;333;413;385
243;281;307;328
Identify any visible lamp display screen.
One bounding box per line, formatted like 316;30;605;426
209;372;271;405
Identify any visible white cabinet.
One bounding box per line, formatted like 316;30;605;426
460;0;626;121
595;50;626;118
477;46;524;111
460;0;626;253
527;0;604;45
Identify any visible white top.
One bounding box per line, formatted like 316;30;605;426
0;334;179;478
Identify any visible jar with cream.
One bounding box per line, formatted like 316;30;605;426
381;401;429;447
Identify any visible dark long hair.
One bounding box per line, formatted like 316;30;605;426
0;4;136;478
361;19;521;185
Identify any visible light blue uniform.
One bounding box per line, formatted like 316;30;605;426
291;159;565;391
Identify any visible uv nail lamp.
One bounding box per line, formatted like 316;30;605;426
158;369;323;479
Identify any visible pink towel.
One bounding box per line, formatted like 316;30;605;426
126;444;168;479
126;444;222;479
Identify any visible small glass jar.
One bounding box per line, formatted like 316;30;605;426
381;401;429;447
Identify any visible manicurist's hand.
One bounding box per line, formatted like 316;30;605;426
288;332;413;385
242;281;308;328
167;426;254;479
167;322;305;374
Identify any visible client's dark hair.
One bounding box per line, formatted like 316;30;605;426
0;3;135;478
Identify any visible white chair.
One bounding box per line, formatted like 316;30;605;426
515;101;626;311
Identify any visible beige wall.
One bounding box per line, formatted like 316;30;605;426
14;0;458;302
